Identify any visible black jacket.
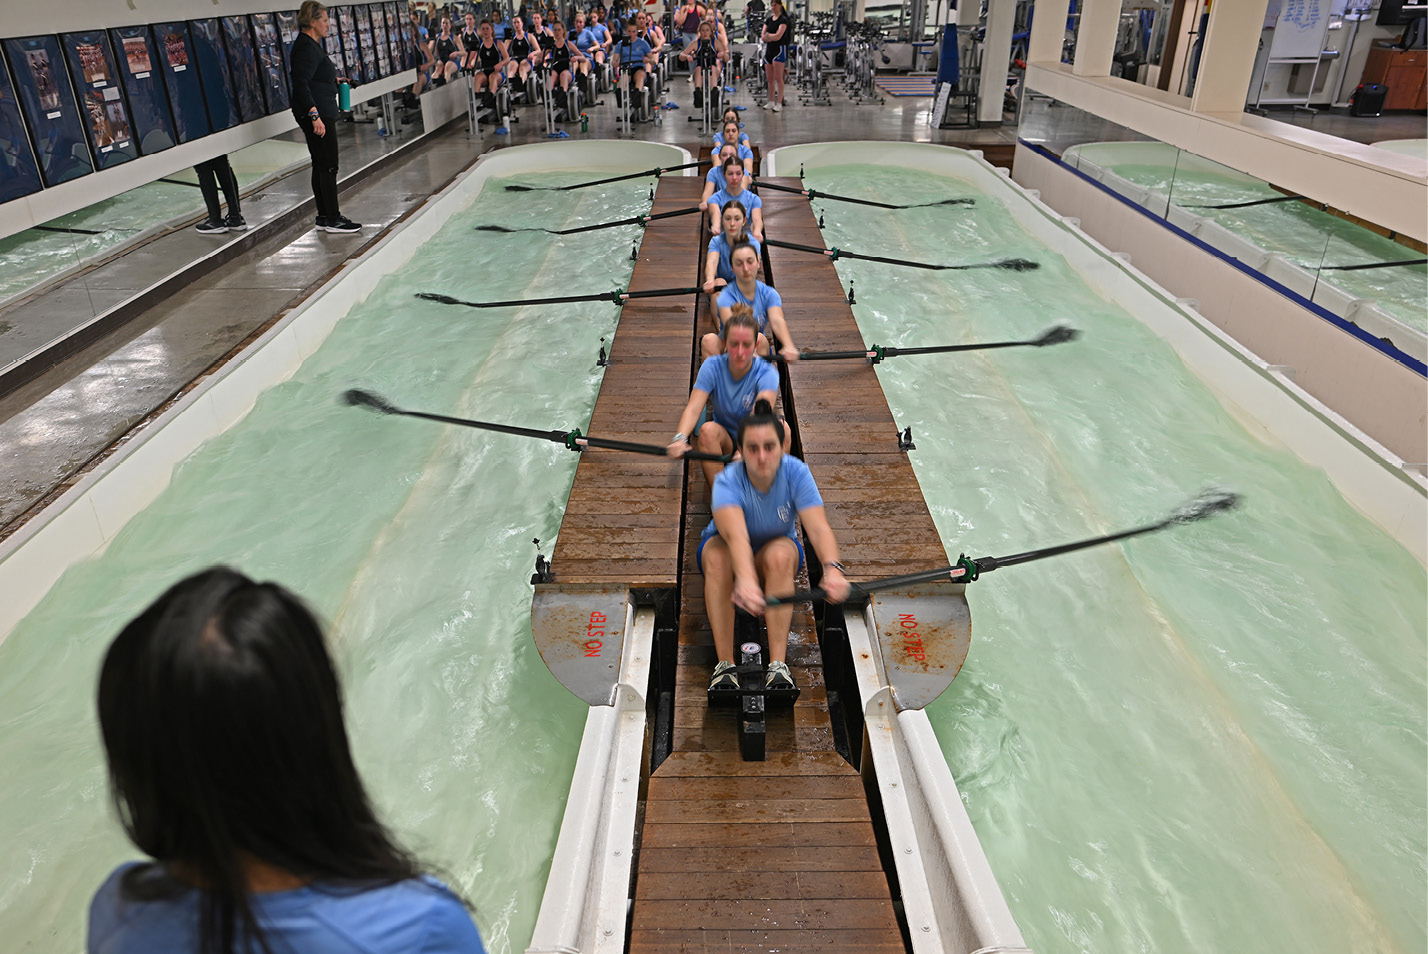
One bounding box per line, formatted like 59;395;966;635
289;32;338;120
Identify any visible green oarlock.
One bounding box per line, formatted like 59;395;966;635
563;428;584;451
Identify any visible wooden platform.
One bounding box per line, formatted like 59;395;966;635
626;177;946;954
547;178;707;588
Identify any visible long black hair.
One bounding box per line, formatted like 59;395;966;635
98;568;424;954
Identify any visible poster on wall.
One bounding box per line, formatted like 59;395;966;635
356;5;380;81
62;30;140;169
3;35;93;186
220;16;265;122
250;14;290;114
335;7;364;85
0;48;45;202
152;22;210;142
108;26;176;154
322;9;343;68
277;11;300;52
369;5;392;78
384;3;405;75
188;19;240;131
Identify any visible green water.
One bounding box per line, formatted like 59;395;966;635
0;170;654;953
1071;143;1427;334
806;164;1426;954
0;139;311;302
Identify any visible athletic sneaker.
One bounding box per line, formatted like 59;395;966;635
760;100;773;109
194;219;227;235
765;660;794;691
771;103;781;112
324;216;362;233
709;660;739;692
314;215;331;231
224;214;248;231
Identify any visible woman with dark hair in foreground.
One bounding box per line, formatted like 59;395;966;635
88;567;485;954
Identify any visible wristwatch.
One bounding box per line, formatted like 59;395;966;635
827;560;847;572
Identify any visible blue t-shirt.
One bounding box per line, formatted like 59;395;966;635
88;864;485;954
707;186;761;218
577;27;598;50
693;353;780;433
705;165;728;193
589;23;611;45
616;37;652;63
716;280;781;334
710;143;754;165
702;456;823;551
708;233;762;283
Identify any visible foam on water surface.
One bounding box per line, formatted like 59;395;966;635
0;170;654;953
804;162;1426;954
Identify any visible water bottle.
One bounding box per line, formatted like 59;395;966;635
580;112;588;133
338;80;351;111
376;109;388;136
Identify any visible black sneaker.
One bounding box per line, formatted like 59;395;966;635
324;216;362;233
224;214;248;231
195;219;227;235
694;86;702;108
315;215;330;230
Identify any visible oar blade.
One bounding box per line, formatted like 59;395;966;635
474;224;528;233
503;183;546;192
415;292;463;305
1170;488;1242;525
997;258;1040;271
1033;325;1080;347
342;388;400;415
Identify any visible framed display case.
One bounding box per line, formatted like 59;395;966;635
188;18;240;130
109;25;177;153
250;13;291;114
0;47;45;201
220;15;266;122
61;30;139;168
152;21;210;142
3;34;93;186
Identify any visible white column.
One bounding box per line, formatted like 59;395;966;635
1191;0;1272;112
1027;0;1071;65
977;0;1015;123
1071;0;1119;77
957;0;978;28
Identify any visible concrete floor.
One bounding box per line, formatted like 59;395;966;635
0;71;1420;534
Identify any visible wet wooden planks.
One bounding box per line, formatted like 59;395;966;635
549;177;706;587
628;178;906;954
759;178;949;580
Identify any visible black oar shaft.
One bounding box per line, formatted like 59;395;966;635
554;205;702;236
624;286;700;299
557;160;707;190
986;519;1167;570
1195;193;1304;210
399;408;567;443
576;435;724;461
1322;258;1427;272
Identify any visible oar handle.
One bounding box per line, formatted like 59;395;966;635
622;286;701;300
765;556;982;606
575;433;727;462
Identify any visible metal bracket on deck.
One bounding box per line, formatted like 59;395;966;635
531;584;633;705
866;583;971;710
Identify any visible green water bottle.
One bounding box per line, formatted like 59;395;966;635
338;80;351;111
580;112;588;133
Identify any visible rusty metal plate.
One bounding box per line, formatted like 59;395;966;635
531;583;631;706
869;583;971;711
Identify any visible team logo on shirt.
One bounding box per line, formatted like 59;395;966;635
778;503;790;521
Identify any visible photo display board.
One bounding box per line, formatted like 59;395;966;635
62;30;140;169
277;10;300;48
251;13;291;114
153;22;210;142
3;35;93;186
357;5;380;80
221;16;266;122
322;9;344;74
189;18;240;130
110;25;177;154
336;7;364;85
370;4;392;78
385;3;405;73
0;47;44;202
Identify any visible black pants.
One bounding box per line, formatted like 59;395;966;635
194;155;240;221
299;114;341;219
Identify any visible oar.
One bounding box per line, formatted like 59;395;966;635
33;224;109;235
342;389;731;462
1188;193;1304;210
1321;257;1427;272
475;206;701;235
766;489;1241;605
415;285;700;309
785;325;1078;363
764;238;1037;272
756;180;974;210
504;159;710;192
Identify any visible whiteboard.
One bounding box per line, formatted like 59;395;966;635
1267;0;1333;60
